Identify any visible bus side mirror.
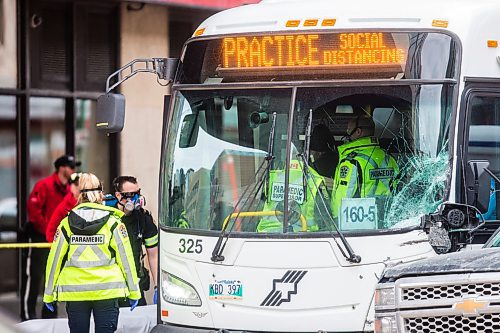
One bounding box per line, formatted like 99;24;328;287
179;114;199;148
466;160;491;213
96;93;125;133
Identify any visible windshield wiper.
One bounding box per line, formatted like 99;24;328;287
299;109;361;264
211;112;277;262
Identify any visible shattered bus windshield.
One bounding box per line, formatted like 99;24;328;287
161;83;452;234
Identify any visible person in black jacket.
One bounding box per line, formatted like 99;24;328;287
309;124;338;178
112;176;158;306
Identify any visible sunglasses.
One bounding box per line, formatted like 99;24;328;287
120;189;141;199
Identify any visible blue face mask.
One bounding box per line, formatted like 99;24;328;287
124;194;144;212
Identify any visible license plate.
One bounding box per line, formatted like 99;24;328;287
209;280;243;300
339;197;377;230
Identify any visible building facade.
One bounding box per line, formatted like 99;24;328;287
0;0;257;295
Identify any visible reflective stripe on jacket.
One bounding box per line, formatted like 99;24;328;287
257;160;326;232
43;202;141;303
331;137;398;217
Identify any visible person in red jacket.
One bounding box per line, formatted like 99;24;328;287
45;173;81;242
20;155;80;321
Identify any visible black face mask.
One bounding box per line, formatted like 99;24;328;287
341;127;359;143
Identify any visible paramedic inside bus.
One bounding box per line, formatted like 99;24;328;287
331;115;399;220
257;124;334;233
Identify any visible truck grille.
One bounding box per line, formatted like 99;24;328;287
404;313;500;333
402;283;500;301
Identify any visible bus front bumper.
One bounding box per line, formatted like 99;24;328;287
151;323;363;333
151;323;248;333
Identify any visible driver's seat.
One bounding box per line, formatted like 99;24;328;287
373;108;407;154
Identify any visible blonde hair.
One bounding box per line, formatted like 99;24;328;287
78;173;103;204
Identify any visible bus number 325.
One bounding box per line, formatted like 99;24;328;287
179;238;203;254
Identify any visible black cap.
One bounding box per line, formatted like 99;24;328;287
54;155;81;169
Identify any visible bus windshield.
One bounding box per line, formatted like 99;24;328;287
161;83;453;234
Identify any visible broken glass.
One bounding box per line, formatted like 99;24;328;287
384;148;450;229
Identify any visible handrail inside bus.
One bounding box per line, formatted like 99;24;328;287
222;211;307;231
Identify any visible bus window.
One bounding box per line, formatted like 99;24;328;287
467;95;500;221
292;84;452;231
163;88;292;232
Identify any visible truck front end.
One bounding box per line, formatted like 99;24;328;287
375;247;500;333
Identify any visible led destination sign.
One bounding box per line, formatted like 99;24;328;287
222;33;406;69
180;31;455;83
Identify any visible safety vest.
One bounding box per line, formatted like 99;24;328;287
257;160;326;232
176;210;190;229
43;202;141;303
331;137;398;218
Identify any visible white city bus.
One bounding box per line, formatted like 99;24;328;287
98;0;500;331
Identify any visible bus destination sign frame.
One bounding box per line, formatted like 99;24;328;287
221;32;407;72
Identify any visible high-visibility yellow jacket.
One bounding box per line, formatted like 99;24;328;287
176;210;190;229
257;160;327;232
43;202;141;303
331;137;398;218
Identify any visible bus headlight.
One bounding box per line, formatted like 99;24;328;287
374;315;398;333
161;271;202;306
374;284;395;308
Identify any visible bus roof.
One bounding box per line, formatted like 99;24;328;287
192;0;500;79
195;0;499;36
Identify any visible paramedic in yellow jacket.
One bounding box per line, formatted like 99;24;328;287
257;159;328;232
43;173;140;333
332;116;399;221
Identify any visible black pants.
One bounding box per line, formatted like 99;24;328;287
19;230;58;321
66;299;119;333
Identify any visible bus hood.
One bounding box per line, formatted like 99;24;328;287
160;232;435;332
194;257;383;331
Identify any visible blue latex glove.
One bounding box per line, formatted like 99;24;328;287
129;299;138;311
153;287;158;305
45;303;55;312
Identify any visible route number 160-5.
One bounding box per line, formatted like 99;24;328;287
342;205;376;223
179;238;203;254
340;198;378;231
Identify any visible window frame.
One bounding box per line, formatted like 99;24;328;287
160;79;457;238
459;80;500;241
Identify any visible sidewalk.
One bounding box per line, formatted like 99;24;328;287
16;305;156;333
0;288;154;322
0;292;26;323
0;293;30;333
0;292;67;323
0;293;157;332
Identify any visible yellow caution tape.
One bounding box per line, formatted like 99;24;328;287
0;243;52;249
